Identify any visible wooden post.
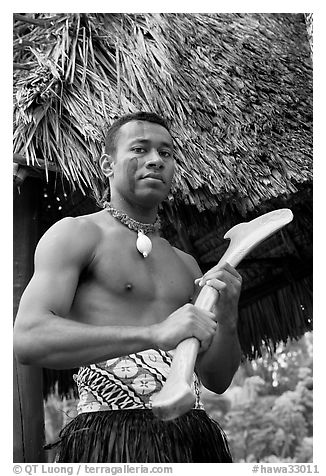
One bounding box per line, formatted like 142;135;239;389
13;177;45;462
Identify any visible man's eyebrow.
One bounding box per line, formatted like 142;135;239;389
129;138;173;148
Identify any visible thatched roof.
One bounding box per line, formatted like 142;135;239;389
13;13;312;213
13;13;313;397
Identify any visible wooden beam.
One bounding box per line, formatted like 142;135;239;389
13;154;61;174
13;178;45;463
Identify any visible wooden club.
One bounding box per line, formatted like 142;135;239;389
152;208;293;420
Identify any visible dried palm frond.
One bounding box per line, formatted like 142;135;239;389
13;13;312;214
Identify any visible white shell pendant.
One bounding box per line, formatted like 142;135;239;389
136;230;152;258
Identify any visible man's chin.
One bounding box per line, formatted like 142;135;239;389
134;189;169;207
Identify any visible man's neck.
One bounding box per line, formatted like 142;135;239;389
109;197;158;224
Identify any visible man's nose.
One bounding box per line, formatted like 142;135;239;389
146;149;164;168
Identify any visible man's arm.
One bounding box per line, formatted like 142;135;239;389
195;263;242;394
13;217;155;369
177;250;242;394
13;218;217;369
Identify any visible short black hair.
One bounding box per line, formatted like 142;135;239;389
105;112;171;155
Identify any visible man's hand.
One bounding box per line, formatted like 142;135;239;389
150;304;217;352
195;262;242;331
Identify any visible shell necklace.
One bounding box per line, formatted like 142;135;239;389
104;202;160;258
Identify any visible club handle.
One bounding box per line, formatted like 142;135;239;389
151;286;219;420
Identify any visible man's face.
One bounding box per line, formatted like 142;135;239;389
109;120;175;206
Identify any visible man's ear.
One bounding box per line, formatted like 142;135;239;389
99;154;114;178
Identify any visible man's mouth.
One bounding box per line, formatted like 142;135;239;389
142;173;164;182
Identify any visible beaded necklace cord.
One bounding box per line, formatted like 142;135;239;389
104;202;160;258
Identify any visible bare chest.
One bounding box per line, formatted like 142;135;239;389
89;229;195;305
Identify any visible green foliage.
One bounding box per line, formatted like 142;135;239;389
203;333;313;462
44;393;78;462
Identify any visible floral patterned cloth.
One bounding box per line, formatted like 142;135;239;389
74;348;204;413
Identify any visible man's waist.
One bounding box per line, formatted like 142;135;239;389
74;348;204;414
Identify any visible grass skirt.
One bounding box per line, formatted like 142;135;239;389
48;409;232;463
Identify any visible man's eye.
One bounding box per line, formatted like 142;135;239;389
160;151;172;158
132;147;146;153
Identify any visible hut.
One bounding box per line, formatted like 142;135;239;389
13;13;313;462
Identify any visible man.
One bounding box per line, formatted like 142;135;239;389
13;112;242;463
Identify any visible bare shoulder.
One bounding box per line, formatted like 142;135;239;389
172;246;202;280
35;213;102;268
37;214;101;246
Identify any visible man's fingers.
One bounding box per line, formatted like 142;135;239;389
195;309;218;326
205;278;227;291
198;336;213;353
195;262;242;287
223;262;242;281
194;323;216;351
